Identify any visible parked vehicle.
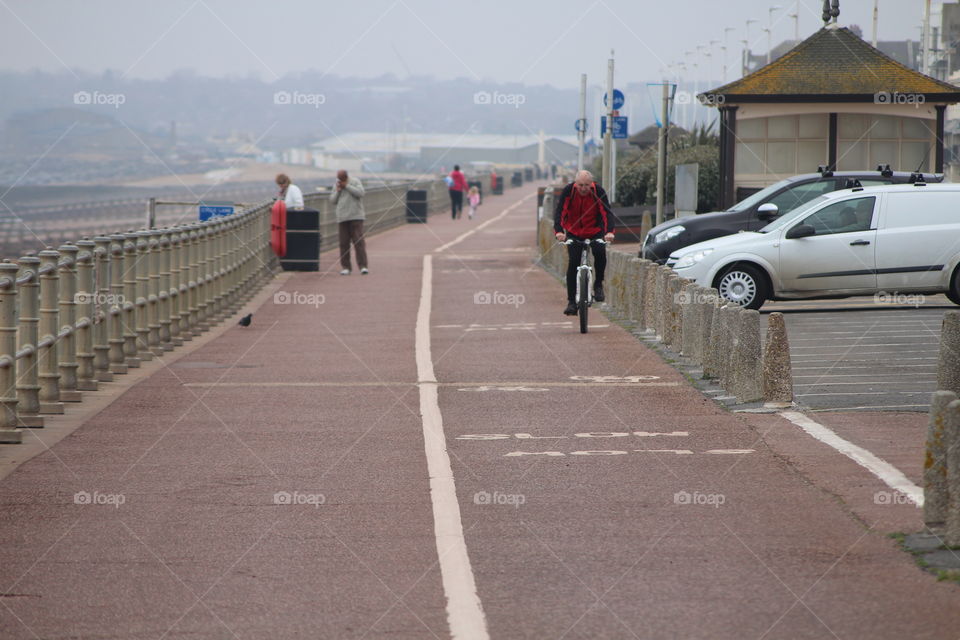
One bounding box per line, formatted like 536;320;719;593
668;181;960;310
642;168;944;263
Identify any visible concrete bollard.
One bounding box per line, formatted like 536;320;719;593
654;267;669;339
703;304;724;379
623;256;643;322
924;391;956;528
729;309;763;403
937;311;960;394
680;283;699;358
633;258;650;322
641;262;657;331
666;276;683;348
606;252;621;309
762;312;794;407
946;399;960;546
718;305;741;389
694;289;717;369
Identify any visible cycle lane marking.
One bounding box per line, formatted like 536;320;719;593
417;252;489;640
778;411;922;507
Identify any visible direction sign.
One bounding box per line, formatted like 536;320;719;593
574;118;587;132
603;89;625;110
601;116;628;139
199;201;235;221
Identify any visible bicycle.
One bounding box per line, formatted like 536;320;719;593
562;237;607;334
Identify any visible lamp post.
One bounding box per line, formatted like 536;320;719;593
745;19;757;74
768;5;781;65
723;26;736;81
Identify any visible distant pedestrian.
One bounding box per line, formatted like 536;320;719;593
275;173;304;209
331;170;369;275
467;186;480;220
448;164;467;219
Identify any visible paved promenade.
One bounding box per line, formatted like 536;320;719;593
1;184;958;639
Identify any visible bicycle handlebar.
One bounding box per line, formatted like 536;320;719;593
561;238;608;246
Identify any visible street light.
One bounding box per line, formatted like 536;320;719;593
723;26;736;82
745;19;757;75
768;5;781;65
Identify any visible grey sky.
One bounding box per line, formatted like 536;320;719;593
0;0;946;88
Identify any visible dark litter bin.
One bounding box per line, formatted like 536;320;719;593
491;175;504;195
467;180;483;203
511;171;523;187
281;208;320;271
406;189;428;223
524;167;534;181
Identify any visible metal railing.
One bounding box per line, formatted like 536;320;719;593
0;200;276;443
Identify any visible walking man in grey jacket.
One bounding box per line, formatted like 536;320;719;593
331;170;369;275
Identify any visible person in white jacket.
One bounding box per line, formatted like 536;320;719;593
331;170;368;275
275;173;304;209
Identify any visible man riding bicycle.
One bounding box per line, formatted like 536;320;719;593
554;170;615;315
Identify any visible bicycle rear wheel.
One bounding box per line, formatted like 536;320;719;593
578;269;589;333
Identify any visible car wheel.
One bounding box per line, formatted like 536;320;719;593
948;266;960;305
715;264;769;310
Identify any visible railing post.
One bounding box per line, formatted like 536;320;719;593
38;249;64;414
16;255;43;428
121;232;141;367
147;229;165;355
92;236;113;381
209;220;223;321
75;239;98;391
168;227;185;345
134;231;154;361
0;261;21;443
195;225;211;331
109;233;130;373
179;225;195;341
188;225;202;332
56;244;82;402
158;229;175;347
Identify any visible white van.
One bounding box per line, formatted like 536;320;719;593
668;182;960;310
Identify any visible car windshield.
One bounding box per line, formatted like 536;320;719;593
757;195;833;233
727;178;795;212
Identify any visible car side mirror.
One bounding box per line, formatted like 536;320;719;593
785;224;816;240
757;203;779;220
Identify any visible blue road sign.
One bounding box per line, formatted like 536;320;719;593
575;118;587;132
601;116;628;139
199;201;235;221
603;89;625;110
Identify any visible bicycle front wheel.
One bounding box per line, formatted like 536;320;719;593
578;269;589;333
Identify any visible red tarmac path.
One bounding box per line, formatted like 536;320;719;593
0;184;958;639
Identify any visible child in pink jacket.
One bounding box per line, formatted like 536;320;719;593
467;186;480;220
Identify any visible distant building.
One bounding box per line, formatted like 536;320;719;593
310;132;579;171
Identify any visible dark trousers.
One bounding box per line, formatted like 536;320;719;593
338;219;368;270
449;190;463;219
565;238;606;303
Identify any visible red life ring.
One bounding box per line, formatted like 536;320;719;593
270;199;287;257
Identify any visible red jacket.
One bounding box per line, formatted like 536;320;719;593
554;181;614;238
449;170;467;192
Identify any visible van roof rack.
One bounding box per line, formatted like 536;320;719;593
875;164;894;177
817;165;834;177
909;172;927;185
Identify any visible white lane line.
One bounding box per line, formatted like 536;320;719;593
416;254;490;640
434;193;534;253
778;411;923;507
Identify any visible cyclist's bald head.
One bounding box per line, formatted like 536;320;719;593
575;170;593;186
